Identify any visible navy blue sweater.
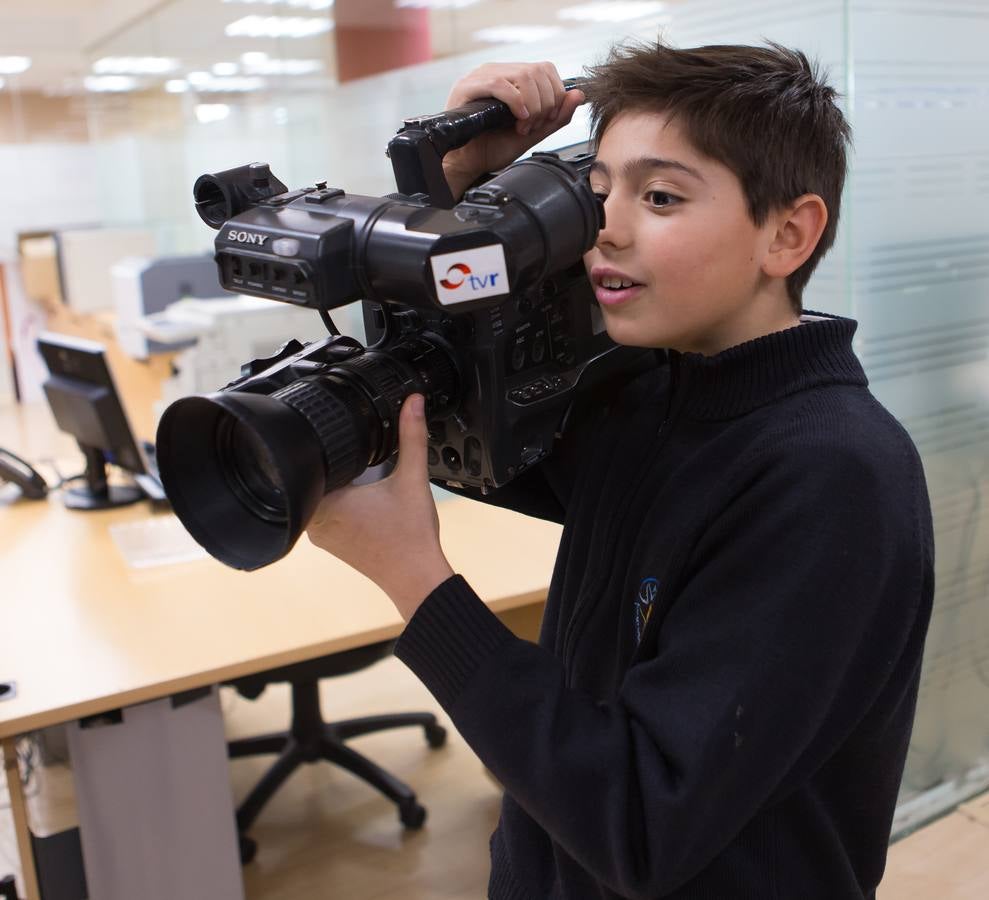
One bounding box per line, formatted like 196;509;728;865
395;314;934;899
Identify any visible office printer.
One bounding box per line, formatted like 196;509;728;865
137;295;329;413
113;254;228;359
112;254;341;418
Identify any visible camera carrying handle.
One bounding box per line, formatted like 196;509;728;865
388;77;586;209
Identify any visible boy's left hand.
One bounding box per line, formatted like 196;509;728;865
305;394;454;622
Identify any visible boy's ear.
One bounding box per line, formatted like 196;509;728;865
762;194;828;279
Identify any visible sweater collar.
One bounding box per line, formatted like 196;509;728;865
665;311;867;421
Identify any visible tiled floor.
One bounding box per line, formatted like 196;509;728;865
879;795;989;899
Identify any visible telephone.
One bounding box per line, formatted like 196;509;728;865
0;447;48;500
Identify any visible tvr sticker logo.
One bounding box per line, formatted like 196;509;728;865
439;263;471;290
431;245;509;306
439;262;500;291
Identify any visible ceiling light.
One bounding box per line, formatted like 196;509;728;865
472;26;563;44
225;15;334;38
212;62;240;76
0;57;32;75
84;75;139;92
557;2;666;23
395;0;482;9
165;80;190;93
186;72;266;92
93;56;179;75
195;103;231;124
240;56;322;75
223;0;334;9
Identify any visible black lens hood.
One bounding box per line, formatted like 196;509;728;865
156;391;326;570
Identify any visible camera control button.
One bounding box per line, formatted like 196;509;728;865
442;447;462;472
531;337;546;364
250;162;271;187
464;437;483;477
271;238;301;257
427;420;447;444
510;344;526;372
509;376;569;406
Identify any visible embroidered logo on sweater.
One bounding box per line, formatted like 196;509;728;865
635;577;659;644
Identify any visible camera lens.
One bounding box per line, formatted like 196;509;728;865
156;334;459;571
217;417;287;524
156;392;327;571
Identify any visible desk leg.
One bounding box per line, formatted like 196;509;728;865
1;737;41;900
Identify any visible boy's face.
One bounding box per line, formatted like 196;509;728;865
584;109;797;355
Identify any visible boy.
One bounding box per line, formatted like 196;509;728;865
306;42;934;899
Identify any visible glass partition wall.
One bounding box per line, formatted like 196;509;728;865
2;0;987;836
843;0;989;833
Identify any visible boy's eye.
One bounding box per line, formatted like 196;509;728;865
592;191;609;202
646;191;678;208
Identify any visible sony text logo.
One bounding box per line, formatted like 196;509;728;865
439;262;499;291
226;230;269;246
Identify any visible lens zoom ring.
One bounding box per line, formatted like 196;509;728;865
273;380;366;488
343;353;408;417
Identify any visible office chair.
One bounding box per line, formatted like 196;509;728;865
226;640;447;863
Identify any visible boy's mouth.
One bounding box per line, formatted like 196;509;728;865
591;266;645;307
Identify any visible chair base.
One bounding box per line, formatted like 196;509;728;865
228;679;446;862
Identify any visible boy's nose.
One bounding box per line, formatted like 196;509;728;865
595;196;632;250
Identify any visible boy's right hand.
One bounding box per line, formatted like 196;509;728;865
441;62;586;200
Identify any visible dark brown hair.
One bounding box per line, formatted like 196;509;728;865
582;41;851;311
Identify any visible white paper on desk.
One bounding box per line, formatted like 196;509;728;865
109;516;209;568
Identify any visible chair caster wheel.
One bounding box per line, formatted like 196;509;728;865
400;800;427;829
425;723;447;748
239;834;258;864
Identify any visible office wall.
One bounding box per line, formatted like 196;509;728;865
69;19;660;258
844;0;989;827
0;144;104;260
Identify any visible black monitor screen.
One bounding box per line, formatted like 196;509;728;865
37;332;149;509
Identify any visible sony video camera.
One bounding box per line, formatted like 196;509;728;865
156;82;644;571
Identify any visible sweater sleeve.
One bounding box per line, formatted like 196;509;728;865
395;438;933;898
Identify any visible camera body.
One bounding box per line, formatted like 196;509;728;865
157;90;648;569
216;246;612;492
365;258;611;488
204;142;624;492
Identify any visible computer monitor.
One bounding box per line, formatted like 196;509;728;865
37;332;155;510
